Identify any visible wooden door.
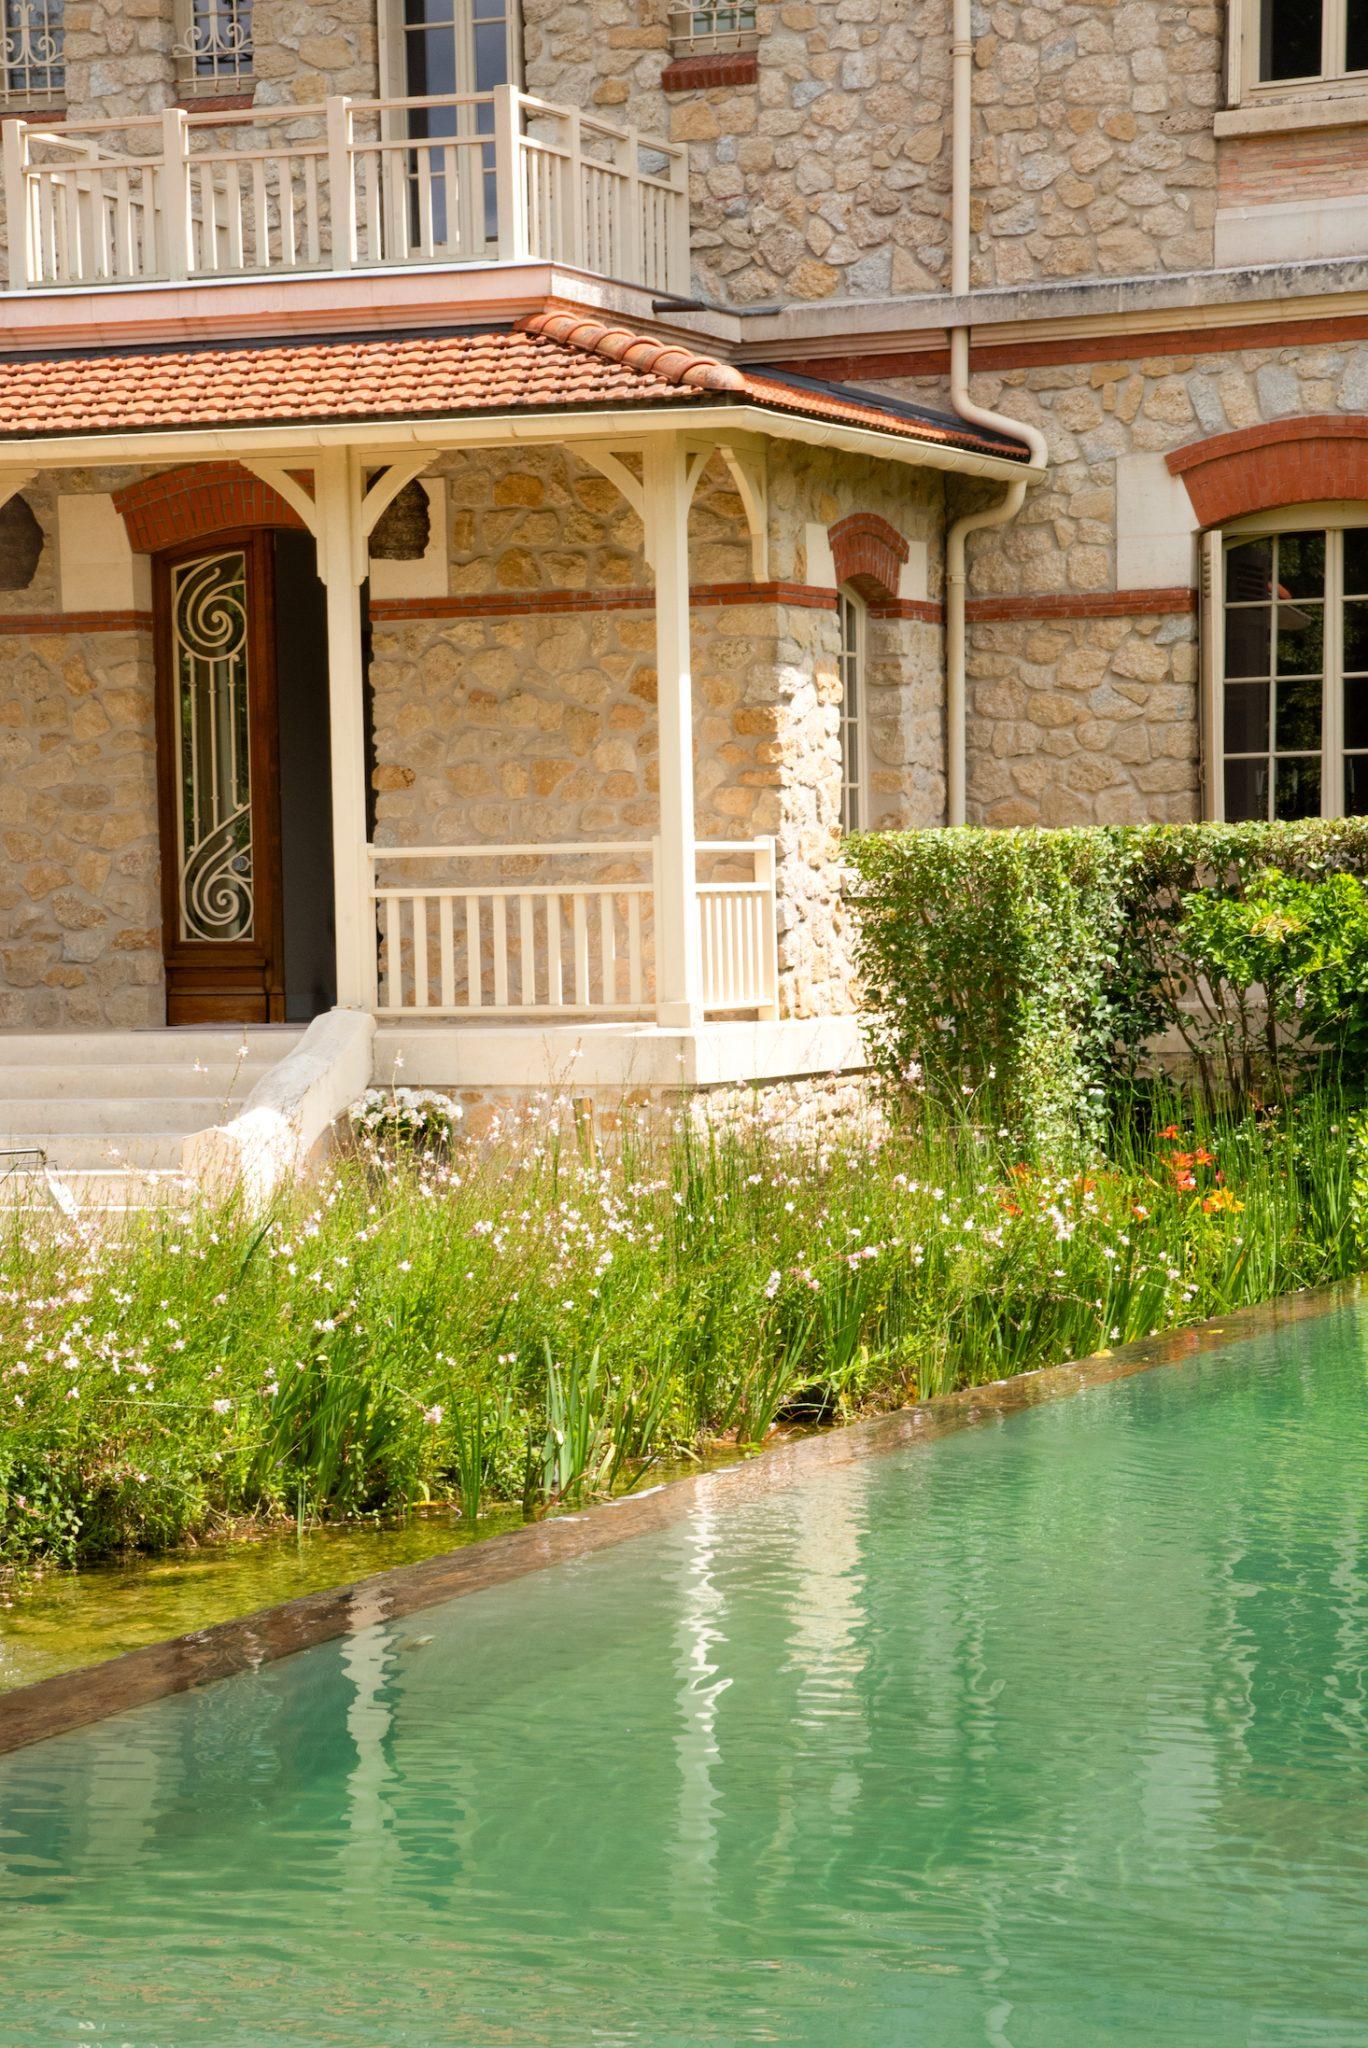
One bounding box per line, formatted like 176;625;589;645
154;532;285;1024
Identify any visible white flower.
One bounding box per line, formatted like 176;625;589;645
212;1398;232;1416
763;1269;781;1300
423;1404;444;1426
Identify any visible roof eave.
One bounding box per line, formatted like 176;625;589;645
0;396;1036;480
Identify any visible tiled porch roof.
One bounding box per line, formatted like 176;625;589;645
0;312;1030;463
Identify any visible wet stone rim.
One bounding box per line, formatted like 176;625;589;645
0;1281;1360;1759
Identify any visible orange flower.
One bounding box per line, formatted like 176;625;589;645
1202;1189;1245;1215
1160;1124;1181;1140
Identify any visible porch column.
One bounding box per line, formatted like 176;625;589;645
313;449;376;1011
644;436;704;1029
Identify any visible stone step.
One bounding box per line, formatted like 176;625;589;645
0;1132;193;1172
0;1028;303;1065
0;1168;194;1215
0;1063;275;1101
0;1098;226;1138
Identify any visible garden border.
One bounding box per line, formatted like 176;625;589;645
0;1279;1361;1759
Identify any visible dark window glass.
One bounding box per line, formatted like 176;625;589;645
1275;530;1325;598
1275;602;1323;676
1345;600;1368;673
1224;681;1270;753
1226;539;1273;601
1347;0;1368;70
1276;678;1323;751
1346;753;1368;814
1225;606;1272;678
1275;755;1322;818
1345;529;1368;594
1226;758;1269;821
1261;0;1324;77
1346;680;1368;749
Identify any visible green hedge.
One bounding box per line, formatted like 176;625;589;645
846;821;1368;1146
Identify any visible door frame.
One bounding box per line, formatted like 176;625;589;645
152;528;287;1024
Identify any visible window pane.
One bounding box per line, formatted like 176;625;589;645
1274;755;1322;819
1344;600;1368;673
1348;0;1368;70
1225;758;1269;821
1275;530;1325;598
1225;606;1272;678
1224;681;1269;753
1261;0;1324;78
1276;678;1323;751
1276;601;1322;675
1346;754;1368;815
1345;529;1368;595
473;19;509;88
1346;680;1368;749
1226;538;1273;600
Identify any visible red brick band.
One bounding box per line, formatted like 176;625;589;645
113;462;308;553
966;588;1197;622
661;52;759;90
768;311;1368;383
1166;416;1368;526
370;580;840;623
869;598;943;623
0;609;153;635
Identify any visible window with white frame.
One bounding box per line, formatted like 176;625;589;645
1;0;64;106
174;0;253;97
1203;514;1368;821
1237;0;1368;92
669;4;759;57
838;590;868;833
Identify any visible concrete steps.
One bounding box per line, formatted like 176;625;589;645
0;1027;304;1207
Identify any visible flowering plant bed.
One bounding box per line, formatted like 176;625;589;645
0;1090;1363;1574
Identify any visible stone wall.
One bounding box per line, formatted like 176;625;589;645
60;1;380;119
522;0;1224;304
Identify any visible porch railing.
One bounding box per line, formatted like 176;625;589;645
1;87;691;294
369;839;778;1021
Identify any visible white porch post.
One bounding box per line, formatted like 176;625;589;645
313;449;376;1010
644;436;704;1028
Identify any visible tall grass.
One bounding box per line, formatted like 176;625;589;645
0;1087;1362;1572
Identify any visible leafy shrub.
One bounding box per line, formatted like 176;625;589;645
847;821;1368;1140
351;1087;463;1152
844;827;1133;1151
1177;867;1368;1095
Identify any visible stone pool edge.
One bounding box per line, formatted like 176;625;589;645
1;1278;1360;1759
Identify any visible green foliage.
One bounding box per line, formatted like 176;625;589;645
0;1089;1360;1575
1178;867;1368;1093
847;820;1368;1138
845;827;1134;1151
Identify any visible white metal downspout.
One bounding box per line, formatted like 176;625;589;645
945;0;1048;826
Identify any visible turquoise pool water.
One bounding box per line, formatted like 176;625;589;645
2;1306;1366;2047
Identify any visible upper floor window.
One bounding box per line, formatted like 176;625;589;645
399;0;517;100
1206;516;1368;821
1;0;64;106
175;0;254;97
669;4;759;57
1250;0;1368;86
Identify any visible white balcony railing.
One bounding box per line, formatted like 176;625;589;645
0;87;690;294
369;839;778;1021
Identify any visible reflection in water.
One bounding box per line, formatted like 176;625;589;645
2;1307;1368;2046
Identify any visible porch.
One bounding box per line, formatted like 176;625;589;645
1;88;689;296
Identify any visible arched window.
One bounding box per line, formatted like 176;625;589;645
838;588;868;833
1205;509;1368;820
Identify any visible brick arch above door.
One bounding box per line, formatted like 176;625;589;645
112;462;309;553
1166;416;1368;528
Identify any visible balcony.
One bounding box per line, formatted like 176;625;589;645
0;87;690;296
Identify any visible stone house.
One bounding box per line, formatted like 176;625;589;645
0;1;1360;1188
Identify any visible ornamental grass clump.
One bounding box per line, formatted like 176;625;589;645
1;1087;1362;1574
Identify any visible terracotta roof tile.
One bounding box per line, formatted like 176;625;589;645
0;316;1030;463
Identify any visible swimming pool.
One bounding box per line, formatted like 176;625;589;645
2;1300;1366;2046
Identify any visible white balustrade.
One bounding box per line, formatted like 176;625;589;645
2;87;690;293
369;838;777;1023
